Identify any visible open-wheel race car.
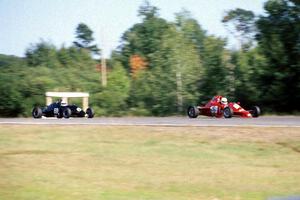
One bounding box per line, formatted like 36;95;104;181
32;100;94;118
187;95;260;118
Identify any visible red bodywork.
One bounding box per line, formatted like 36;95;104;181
192;95;257;118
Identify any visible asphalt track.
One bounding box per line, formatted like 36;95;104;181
0;116;299;127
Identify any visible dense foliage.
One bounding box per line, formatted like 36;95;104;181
0;0;299;117
256;0;300;111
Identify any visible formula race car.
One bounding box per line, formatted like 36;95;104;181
187;95;260;118
32;100;94;118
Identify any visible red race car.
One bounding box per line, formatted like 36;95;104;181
187;95;260;118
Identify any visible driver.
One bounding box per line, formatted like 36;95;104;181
210;96;228;116
56;99;62;104
220;97;228;105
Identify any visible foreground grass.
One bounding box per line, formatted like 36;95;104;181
0;125;300;200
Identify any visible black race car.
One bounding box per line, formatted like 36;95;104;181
32;100;94;118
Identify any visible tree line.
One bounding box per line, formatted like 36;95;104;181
0;0;299;117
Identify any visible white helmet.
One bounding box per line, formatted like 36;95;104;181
221;97;228;104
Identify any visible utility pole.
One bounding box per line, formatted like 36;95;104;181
176;69;183;113
101;55;107;87
99;30;107;87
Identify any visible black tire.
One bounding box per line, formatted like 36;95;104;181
223;107;233;118
32;107;42;118
187;106;199;118
250;106;260;118
86;107;94;118
62;107;71;119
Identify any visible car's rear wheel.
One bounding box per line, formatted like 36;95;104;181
32;107;42;118
86;108;94;118
62;108;71;119
223;107;233;118
187;106;199;118
250;106;260;118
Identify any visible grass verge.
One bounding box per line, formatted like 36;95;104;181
0;125;300;200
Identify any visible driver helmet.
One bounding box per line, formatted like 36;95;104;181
61;101;67;106
221;97;228;104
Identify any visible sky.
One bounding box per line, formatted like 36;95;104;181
0;0;267;58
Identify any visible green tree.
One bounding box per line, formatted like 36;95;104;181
175;10;207;54
156;25;202;113
73;23;100;56
118;2;171;71
93;62;130;116
199;36;229;100
138;0;159;19
0;54;24;68
25;41;60;68
0;63;25;116
256;0;300;111
222;8;256;49
0;78;23;116
115;1;174;115
57;45;73;66
118;3;204;115
229;48;266;107
127;24;202;115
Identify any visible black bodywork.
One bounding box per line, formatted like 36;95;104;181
32;101;94;118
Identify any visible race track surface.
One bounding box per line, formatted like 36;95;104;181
0;116;299;127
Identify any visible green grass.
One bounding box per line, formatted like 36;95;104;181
0;125;300;200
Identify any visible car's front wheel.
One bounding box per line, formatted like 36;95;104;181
223;107;233;118
250;106;260;118
62;108;71;119
187;106;199;118
32;107;42;118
